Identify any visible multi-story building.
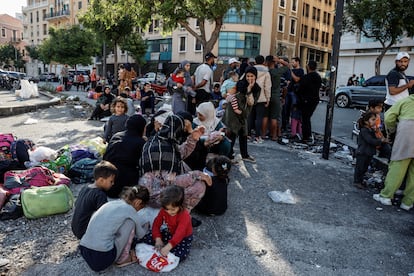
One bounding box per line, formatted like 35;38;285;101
141;0;335;74
338;32;414;87
0;14;26;70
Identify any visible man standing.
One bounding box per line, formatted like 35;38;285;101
296;60;321;144
221;57;240;82
61;64;69;91
384;52;414;111
282;57;304;132
193;52;216;113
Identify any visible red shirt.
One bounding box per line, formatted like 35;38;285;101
171;74;185;85
152;208;192;247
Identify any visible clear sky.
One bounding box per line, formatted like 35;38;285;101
2;0;26;17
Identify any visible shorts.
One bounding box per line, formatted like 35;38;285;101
267;95;281;120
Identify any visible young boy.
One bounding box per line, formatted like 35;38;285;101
71;160;118;239
368;99;391;159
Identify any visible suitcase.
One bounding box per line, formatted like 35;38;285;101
21;184;74;219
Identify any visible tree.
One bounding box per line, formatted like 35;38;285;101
25;45;40;60
0;43;23;70
112;0;254;58
80;0;135;81
119;32;147;73
344;0;414;75
38;25;100;67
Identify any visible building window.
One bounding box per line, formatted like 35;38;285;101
312;7;316;20
218;31;261;58
322;31;325;44
290;19;296;35
325;32;329;45
42;9;46;20
160;43;169;52
36;11;39;22
302;24;308;39
311;27;315;41
327;13;331;25
1;29;5;37
224;0;262;26
78;1;82;9
194;38;202;52
291;0;297;12
303;4;309;17
315;29;319;42
195;19;200;29
316;9;321;22
279;0;285;8
323;11;327;24
144;38;172;61
307;48;324;64
30;12;33;23
43;24;47;35
179;36;187;52
278;14;285;32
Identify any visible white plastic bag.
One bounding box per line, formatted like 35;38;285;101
135;243;179;272
268;189;296;204
29;146;57;163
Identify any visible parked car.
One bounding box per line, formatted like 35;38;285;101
68;69;90;84
39;72;59;82
335;75;414;108
135;72;166;85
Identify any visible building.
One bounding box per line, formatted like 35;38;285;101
0;14;26;70
338;32;414;87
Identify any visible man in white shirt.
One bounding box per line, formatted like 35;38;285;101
192;52;216;113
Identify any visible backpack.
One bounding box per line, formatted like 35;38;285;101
68;158;99;184
0;194;23;220
10;139;35;166
3;166;57;195
0;133;15;161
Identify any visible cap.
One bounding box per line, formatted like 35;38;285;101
228;58;240;64
205;52;217;60
396;52;410;61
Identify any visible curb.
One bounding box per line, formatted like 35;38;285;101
0;91;61;117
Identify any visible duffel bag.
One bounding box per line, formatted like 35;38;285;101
21;184;74;219
3;166;56;195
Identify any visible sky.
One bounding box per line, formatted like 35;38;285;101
2;0;26;17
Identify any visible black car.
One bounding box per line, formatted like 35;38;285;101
335;75;414;108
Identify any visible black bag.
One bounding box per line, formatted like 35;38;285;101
0;194;23;220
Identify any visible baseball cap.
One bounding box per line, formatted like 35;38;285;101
395;52;410;61
205;52;217;60
228;58;240;64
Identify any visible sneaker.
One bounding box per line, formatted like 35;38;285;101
373;194;392;206
400;203;413;211
253;137;263;144
242;155;256;163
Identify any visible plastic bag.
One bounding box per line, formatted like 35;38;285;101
29;146;57;163
79;137;107;158
135;243;179;272
268;189;296;204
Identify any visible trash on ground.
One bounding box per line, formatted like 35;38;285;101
73;105;83;110
329;142;338;148
15;80;39;99
333;145;353;162
23;118;38;125
376;207;383;211
268;189;296;204
0;258;9;267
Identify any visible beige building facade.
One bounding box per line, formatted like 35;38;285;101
0;14;27;69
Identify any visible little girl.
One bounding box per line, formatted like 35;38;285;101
195;155;232;215
142;185;193;261
103;96;129;143
354;111;387;189
79;185;149;272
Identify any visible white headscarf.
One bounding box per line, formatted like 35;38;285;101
193;102;221;135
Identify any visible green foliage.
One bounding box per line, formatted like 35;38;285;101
25;45;40;60
38;25;99;66
344;0;414;74
0;43;24;69
120;33;147;66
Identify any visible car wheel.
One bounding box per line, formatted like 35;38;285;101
335;93;350;108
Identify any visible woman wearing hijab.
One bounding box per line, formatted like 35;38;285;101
167;60;196;114
222;66;260;163
184;102;231;170
103;115;147;198
139;113;211;214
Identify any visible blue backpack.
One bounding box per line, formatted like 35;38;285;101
68;158;99;184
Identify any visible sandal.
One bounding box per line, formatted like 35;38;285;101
116;250;138;268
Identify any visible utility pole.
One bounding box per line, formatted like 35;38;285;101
322;0;345;160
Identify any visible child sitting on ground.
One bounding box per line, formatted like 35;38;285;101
195;155;232;215
79;185;149;272
367;99;391;159
141;185;193;261
71;160;118;240
103;96;129;143
354;111;388;189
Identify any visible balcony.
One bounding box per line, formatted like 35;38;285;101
22;1;48;12
44;10;70;21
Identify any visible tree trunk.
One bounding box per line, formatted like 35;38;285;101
375;42;393;76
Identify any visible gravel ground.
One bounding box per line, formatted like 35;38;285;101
1;100;413;276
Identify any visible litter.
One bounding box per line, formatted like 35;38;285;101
23;118;38;125
73;105;83;110
268;189;296;204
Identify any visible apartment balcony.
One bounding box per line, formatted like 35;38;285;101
22;1;48;12
44;10;70;21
